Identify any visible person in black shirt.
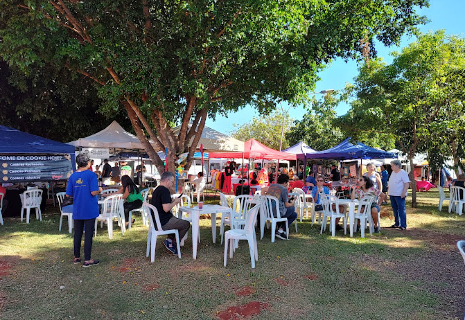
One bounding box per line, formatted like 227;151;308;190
101;159;112;178
330;165;341;182
150;171;190;255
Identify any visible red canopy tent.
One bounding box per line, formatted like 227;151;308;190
209;138;296;160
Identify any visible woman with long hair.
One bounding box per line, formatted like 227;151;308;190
351;175;382;233
116;175;144;227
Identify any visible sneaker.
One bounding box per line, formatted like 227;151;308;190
399;227;406;231
73;258;81;265
373;227;380;233
335;224;344;231
275;230;288;240
82;259;99;268
163;239;178;255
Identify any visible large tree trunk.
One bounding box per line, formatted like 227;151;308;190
408;157;417;208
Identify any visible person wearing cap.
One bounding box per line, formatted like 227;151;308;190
387;160;410;230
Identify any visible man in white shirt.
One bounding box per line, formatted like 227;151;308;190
387;160;410;230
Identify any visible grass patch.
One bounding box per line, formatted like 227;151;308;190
1;191;464;319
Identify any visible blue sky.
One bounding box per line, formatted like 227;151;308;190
205;0;464;135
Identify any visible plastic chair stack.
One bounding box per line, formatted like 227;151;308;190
144;202;181;261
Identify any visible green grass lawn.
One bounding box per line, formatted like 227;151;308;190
1;190;465;319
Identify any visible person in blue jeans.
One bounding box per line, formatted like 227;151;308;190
265;174;297;240
387;160;410;230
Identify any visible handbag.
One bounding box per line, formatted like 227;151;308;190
62;196;73;206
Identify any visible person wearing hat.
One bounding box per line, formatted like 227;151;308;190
387;160;410;230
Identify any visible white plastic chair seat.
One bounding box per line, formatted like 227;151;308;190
221;194;252;244
56;192;73;233
95;194;125;239
20;189;43;223
224;204;260;268
320;195;347;237
144;202;181;261
261;195;289;242
438;186;449;212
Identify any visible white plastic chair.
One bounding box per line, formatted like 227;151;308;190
224;204;260;268
192;181;206;203
95;194;125;239
0;192;4;226
457;240;465;265
101;188;119;196
219;192;232;244
144;202;181;261
311;192;325;226
293;188;312;221
450;186;465;215
20;189;43;223
288;192;300;232
261;195;289;242
56;192;73;233
352;197;374;238
231;194;253;229
320;195;347;237
139;188;151;226
438;186;449;212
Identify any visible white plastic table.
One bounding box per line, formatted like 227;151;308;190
331;198;359;237
178;204;231;259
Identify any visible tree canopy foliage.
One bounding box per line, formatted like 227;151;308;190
0;0;429;172
340;30;465;206
231;111;293;150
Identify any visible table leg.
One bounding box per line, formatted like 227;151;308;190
192;212;199;260
349;203;354;237
211;213;217;244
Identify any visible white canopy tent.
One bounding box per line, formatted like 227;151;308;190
68;121;146;150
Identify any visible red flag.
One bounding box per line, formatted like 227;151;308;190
165;148;169;172
200;144;204;168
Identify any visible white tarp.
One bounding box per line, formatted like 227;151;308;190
68;121;145;150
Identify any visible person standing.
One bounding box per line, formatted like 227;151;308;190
330;165;341;182
364;163;382;191
111;162;121;183
387;160;410;230
380;165;389;204
101;159;112;178
150;171;190;255
66;153;101;267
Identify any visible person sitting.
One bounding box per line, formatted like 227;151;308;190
265;174;297;240
113;175;144;227
292;176;304;190
312;175;345;231
150;171;190;255
351;176;382;233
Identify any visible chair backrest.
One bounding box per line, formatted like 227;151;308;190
457;240;465;265
101;188;119;195
438;186;446;200
219;192;229;207
452;186;465;201
233;194;253;219
143;202;163;231
243;203;260;233
23;189;43;207
288;192;301;207
180;194;191;207
140;188;151;202
320;193;332;213
357;197;374;215
261;195;281;219
0;192;4;210
103;194;123;217
56;192;66;213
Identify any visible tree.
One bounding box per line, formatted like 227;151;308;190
340;31;465;207
0;0;430;173
286;94;344;151
231;111;293;150
0;59;132;141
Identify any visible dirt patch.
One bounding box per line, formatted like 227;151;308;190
143;284;160;291
0;261;13;278
235;286;256;296
303;274;318;281
216;301;270;320
273;278;287;286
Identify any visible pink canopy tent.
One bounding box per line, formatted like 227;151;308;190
209;138;296;160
